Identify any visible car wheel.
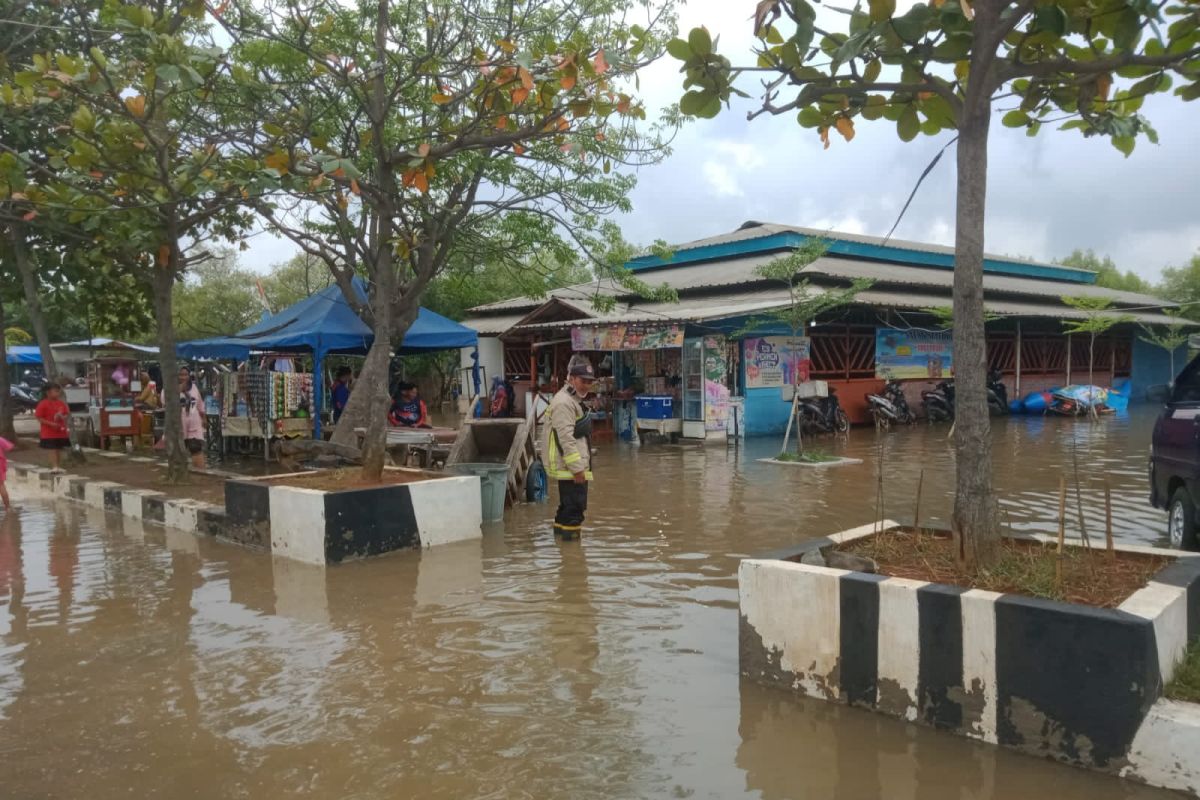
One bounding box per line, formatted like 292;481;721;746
1168;488;1199;550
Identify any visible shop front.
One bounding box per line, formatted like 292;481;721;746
564;324;732;443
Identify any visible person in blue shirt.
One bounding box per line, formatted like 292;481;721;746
389;382;431;428
331;366;353;423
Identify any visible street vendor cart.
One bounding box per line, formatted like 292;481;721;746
85;357;150;449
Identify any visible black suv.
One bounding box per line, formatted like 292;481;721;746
1150;358;1200;550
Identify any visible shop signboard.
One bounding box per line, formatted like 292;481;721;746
875;329;953;379
743;336;811;389
571;324;684;351
703;336;730;431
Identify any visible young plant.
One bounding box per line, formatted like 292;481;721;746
1061;296;1134;419
1140;311;1191;384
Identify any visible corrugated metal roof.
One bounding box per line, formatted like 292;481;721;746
461;314;526;335
650;221;1091;276
854;289;1185;326
511;287;798;330
805;259;1167;308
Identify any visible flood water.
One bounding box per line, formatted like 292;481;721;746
0;408;1176;798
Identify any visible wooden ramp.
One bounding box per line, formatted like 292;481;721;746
446;414;537;508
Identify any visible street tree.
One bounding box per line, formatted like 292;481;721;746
2;1;274;480
671;0;1200;567
1140;310;1190;383
1061;295;1133;418
218;0;679;479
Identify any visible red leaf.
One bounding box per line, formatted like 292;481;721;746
418;142;431;157
593;49;609;75
22;210;37;222
560;73;577;91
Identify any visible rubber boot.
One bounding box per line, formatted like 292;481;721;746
554;524;581;541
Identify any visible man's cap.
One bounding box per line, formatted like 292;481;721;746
568;355;596;380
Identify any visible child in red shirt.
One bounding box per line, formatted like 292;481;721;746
35;383;71;471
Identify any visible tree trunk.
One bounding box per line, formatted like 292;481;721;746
9;224;58;379
153;249;189;483
357;312;393;481
0;293;16;442
950;95;1000;569
1088;332;1096;420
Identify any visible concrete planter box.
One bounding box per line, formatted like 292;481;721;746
739;522;1200;793
224;468;482;565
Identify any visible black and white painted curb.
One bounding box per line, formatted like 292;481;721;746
739;522;1200;796
223;473;483;565
5;460;228;543
6;458;483;566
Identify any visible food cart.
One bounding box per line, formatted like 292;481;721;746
85;357;149;449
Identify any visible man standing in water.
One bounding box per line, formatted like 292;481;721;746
542;355;595;541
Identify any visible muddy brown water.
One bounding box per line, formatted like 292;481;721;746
0;409;1177;798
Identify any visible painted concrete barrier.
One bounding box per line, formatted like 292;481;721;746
739;522;1200;795
225;470;483;565
6;457;482;565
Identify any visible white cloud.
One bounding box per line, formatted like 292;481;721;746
701;160;744;198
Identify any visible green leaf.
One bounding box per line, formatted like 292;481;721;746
891;4;931;41
688;27;713;57
897;107;919;141
155;64;181;85
1113;8;1141;51
1002;109;1029;127
698;94;722;118
797;106;823;128
863;59;881;83
765;25;784;45
679;90;711;116
1034;6;1068;37
1112;135;1135;156
666;38;693;61
869;0;896;23
262;122;285;136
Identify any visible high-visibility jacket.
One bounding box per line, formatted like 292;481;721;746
541;385;592;481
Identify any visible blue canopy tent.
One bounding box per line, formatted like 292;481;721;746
5;345;42;365
177;278;478;437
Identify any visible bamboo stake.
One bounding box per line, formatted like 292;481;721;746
1105;482;1115;561
913;469;925;533
1056;476;1067;588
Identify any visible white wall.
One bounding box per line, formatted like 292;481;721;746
459;337;505;413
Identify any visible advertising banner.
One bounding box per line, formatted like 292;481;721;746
571;324;684;351
744;336;811;389
875;329;953;379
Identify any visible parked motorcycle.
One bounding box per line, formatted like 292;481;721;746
922;379;955;423
866;380;916;430
9;384;38;413
799;387;850;434
987;369;1009;416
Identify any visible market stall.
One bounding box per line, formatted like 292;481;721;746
567;323;731;442
178;278;478;447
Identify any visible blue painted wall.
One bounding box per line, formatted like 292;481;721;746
744;386;794;436
1131;337;1189;401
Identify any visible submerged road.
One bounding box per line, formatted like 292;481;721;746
0;409;1176;798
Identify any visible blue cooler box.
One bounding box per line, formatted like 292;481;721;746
636;395;673;420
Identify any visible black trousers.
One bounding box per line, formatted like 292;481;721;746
555;480;589;530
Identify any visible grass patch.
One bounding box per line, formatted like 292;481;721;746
775;449;840;464
1167;641;1200;703
840;529;1168;608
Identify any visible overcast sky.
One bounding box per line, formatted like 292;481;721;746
239;0;1200;283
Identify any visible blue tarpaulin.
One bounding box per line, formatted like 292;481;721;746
177;278;477;360
5;345;41;365
177;278;478;438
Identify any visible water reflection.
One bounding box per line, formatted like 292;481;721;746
0;407;1179;798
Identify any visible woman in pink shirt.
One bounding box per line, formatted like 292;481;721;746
164;366;206;468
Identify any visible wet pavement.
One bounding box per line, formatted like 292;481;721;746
0;408;1177;798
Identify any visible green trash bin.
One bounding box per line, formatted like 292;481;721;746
449;463;510;522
